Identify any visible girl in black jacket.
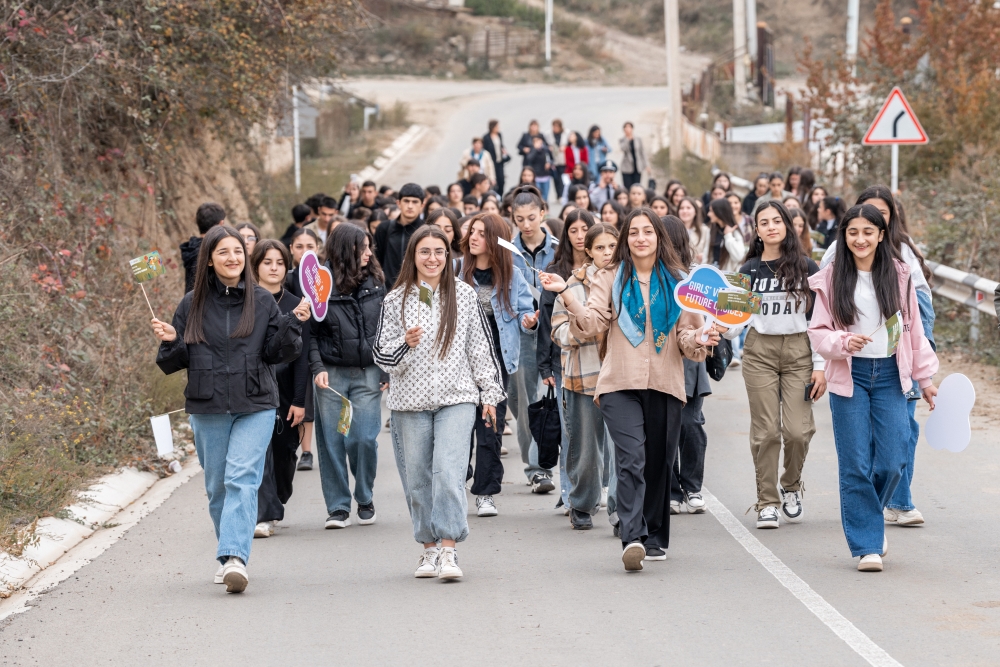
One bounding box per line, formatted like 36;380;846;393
152;226;308;593
249;240;311;539
310;224;388;529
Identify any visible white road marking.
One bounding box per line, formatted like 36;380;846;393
702;488;903;667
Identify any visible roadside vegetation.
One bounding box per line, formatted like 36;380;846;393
799;0;1000;363
0;0;360;554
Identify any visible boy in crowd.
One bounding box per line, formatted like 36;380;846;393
180;202;226;293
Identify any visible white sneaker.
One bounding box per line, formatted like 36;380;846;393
214;564;225;584
254;522;272;538
414;547;440;578
780;488;804;523
756;506;780;529
858;554;883;572
884;507;924;526
685;492;706;514
500;445;509;455
437;547;463;580
881;535;888;557
669;500;682;515
601;487;608;508
503;423;513;436
622;541;645;571
221;556;248;593
476;495;498;517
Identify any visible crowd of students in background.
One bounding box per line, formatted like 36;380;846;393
154;116;939;591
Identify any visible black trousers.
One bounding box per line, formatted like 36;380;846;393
670;394;708;501
622;171;642;188
257;414;299;523
494;163;505;197
600;389;683;549
469;367;509;496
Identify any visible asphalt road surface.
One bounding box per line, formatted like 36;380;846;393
1;368;997;666
340;79;672;192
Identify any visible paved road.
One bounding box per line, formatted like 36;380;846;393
340;79;671;193
1;369;998;666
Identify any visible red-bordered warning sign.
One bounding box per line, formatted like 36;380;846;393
863;87;928;145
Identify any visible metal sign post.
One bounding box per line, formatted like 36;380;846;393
862;87;928;192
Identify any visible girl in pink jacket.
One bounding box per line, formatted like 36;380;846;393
807;204;938;573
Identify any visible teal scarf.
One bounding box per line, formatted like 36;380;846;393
612;261;681;353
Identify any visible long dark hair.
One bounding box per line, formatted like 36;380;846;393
855;185;930;281
787;208;813;255
600;200;625;227
567;183;595;212
661;215;693;268
427;207;462;254
460;212;515;316
708;198;738;267
250;239;292;283
550;209;596;278
326;224;384;295
830;204;901;328
820;195;846;231
678;196;705;243
396;226;459;359
746;201;812;307
587;124;601;147
185;226;256;344
615;206;685;284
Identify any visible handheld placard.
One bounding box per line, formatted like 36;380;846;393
129;250;167;319
673;265;755;340
298;250;332;322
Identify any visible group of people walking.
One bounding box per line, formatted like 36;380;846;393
152;121;940;591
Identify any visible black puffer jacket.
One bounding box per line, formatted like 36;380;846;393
309;273;386;375
156;275;302;414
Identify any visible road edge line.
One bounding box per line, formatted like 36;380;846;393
702;488;903;667
0;459;202;622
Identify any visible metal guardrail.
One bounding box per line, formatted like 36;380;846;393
926;261;997;318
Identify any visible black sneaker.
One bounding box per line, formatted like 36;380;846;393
357;502;376;526
570;509;593;530
613;522;621;539
297;451;314;471
531;473;555;494
645;546;666;561
324;509;351;529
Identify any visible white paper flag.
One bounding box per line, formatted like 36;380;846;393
150;414;174;457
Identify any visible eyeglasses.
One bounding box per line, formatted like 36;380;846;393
244;236;257;242
417;248;448;259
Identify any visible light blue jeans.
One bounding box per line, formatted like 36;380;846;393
391;403;476;544
888;289;935;511
314;364;383;515
829;356;909;557
507;330;548;480
189;410;276;565
562;388;605;515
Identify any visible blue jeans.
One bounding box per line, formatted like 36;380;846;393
888;399;920;511
391;404;476;544
829;356;909;557
563;389;605;514
189;410;276;565
507;330;548;480
535;177;551;201
314;364;383;515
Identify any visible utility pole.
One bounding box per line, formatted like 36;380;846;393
545;0;553;65
846;0;860;75
746;0;757;62
664;0;683;167
733;0;748;105
292;85;301;195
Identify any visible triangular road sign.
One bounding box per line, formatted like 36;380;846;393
863;87;928;145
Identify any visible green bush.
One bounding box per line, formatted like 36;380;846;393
467;0;545;31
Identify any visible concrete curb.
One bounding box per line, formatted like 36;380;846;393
0;460;200;603
358;123;427;183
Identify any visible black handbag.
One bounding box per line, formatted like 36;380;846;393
705;336;733;381
528;386;561;470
